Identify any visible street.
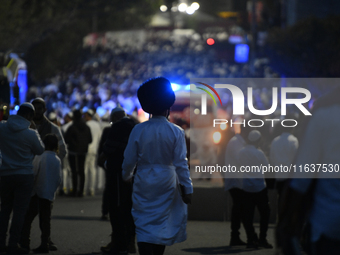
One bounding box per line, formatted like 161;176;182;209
27;195;277;255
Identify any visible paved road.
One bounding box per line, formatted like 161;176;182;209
28;195;277;255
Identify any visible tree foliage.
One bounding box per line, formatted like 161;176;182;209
266;16;340;77
0;0;160;81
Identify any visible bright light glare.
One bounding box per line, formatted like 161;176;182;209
213;132;222;144
185;85;191;90
178;3;188;12
207;38;215;45
190;84;197;90
160;5;168;12
14;105;19;111
171;83;181;91
191;2;200;10
186;6;195;15
171;6;178;12
220;123;227;131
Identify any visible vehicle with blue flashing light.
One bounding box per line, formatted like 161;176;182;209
0;53;28;121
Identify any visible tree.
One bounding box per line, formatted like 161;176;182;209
0;0;160;81
265;16;340;77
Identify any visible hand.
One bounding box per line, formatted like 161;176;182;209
124;177;133;183
182;193;192;205
30;121;36;129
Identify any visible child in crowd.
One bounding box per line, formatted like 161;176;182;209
20;134;62;253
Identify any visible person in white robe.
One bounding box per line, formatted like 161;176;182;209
122;77;193;255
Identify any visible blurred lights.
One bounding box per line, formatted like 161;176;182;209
160;5;167;12
186;6;195;15
178;3;188;12
171;83;181;92
220;123;227;131
171;6;178;12
207;38;215;45
14;105;19;111
213;132;222;144
191;2;200;10
194;108;200;115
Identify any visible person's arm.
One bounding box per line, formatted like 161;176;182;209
122;128;138;181
52;125;67;160
173;130;193;196
30;130;45;155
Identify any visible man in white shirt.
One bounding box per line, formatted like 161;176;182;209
84;109;102;196
238;130;272;249
270;126;298;200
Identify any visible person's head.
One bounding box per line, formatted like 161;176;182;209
48;112;58;125
110;107;126;123
137;77;175;117
17;103;35;121
64;112;73;123
31;98;46;121
240;123;252;140
84;109;94;122
43;133;59;153
73;110;82;121
247;130;262;148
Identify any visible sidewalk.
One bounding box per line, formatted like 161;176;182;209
27;195;276;255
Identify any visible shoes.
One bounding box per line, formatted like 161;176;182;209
48;240;58;251
100;242;112;253
7;245;29;254
229;237;246;246
258;239;273;249
246;240;258;249
33;245;49;253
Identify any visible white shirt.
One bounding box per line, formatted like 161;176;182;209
86;119;102;154
32;151;62;201
238;144;268;193
224;134;246;191
122;116;193;245
270;132;298;180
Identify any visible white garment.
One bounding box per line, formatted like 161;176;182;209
32;151;62;201
122;116;193;246
237;145;267;193
61;121;72;191
85;119;102;194
290;105;340;242
270;132;298;180
86;120;102;154
224;134;246;191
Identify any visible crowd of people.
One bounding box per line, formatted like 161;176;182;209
26;34;277;120
0;32;339;255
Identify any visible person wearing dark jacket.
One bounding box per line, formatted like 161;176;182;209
64;110;92;197
100;107;136;254
0;103;45;254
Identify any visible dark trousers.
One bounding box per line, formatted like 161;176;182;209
102;176;109;216
68;154;86;195
0;174;34;246
312;235;340;255
137;242;165;255
109;203;135;251
20;195;53;247
242;188;270;242
229;188;244;238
